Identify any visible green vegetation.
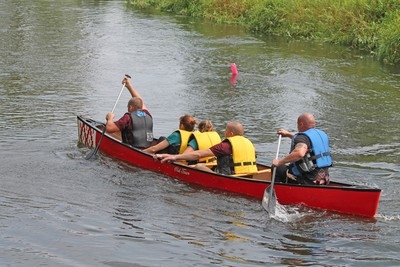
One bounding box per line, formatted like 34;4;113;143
128;0;400;64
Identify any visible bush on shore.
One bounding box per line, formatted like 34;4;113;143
128;0;400;65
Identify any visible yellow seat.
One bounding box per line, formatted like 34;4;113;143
232;168;271;177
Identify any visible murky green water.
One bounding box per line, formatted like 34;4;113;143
1;0;399;266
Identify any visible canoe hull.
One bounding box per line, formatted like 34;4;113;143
77;115;381;217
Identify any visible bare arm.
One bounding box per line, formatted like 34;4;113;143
123;77;148;110
182;146;195;154
155;149;214;163
105;112;120;133
277;128;295;139
143;139;169;154
272;143;308;166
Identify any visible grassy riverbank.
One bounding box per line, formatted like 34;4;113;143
128;0;400;65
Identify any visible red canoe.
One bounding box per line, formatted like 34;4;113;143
77;115;381;217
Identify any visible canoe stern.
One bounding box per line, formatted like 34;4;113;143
77;116;99;148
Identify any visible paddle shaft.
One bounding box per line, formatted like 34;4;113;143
85;74;131;160
267;134;282;210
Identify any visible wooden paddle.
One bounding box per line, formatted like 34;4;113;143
262;134;282;215
85;74;131;160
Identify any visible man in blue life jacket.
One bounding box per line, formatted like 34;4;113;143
105;76;153;149
272;112;332;185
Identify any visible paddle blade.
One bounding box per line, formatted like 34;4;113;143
85;148;99;160
262;186;277;215
85;129;106;160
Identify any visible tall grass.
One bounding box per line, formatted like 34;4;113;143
128;0;400;64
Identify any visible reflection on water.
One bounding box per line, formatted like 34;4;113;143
1;0;400;266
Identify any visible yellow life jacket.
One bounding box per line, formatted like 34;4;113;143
175;129;193;154
227;136;257;174
191;131;221;163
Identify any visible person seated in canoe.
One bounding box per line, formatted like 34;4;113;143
184;120;222;165
105;76;154;149
272;112;332;185
154;121;258;176
143;114;197;154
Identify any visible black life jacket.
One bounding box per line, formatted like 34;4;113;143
130;110;153;148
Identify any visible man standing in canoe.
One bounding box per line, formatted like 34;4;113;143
272;112;332;185
105;76;153;149
154;121;258;176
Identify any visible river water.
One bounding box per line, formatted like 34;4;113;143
1;0;400;266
